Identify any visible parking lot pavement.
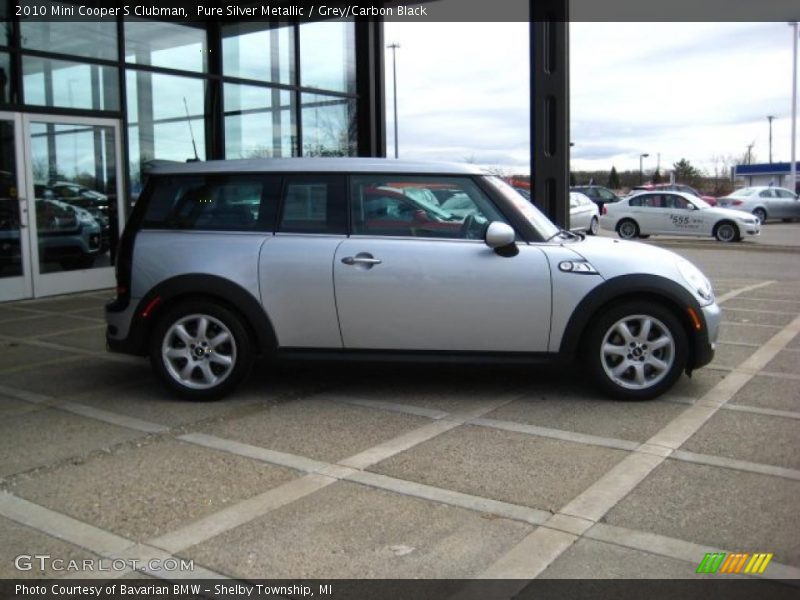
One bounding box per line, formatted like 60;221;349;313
0;268;798;584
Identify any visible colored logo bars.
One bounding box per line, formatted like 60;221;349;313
696;552;773;575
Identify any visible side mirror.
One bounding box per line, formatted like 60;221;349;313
687;204;696;211
485;221;515;249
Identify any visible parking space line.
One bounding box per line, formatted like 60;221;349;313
720;320;782;329
0;383;56;404
58;402;170;434
585;523;800;582
722;403;800;421
346;470;551;526
470;417;640;451
178;432;329;473
468;314;800;580
0;354;85;376
149;474;337;554
669;451;800;481
324;395;450;420
722;306;799;316
0;492;230;580
715;281;775;304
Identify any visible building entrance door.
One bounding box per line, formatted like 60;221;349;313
0;113;124;302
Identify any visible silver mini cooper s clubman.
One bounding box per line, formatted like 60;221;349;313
106;158;720;401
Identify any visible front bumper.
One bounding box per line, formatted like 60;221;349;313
692;301;721;370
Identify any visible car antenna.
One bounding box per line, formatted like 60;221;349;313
183;97;200;162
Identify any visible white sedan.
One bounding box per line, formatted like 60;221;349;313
569;191;600;235
601;191;760;242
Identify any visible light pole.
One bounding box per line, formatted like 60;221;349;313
790;22;798;194
767;115;775;164
639;153;649;184
387;42;400;159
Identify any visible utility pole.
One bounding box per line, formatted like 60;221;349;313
790;22;798;193
746;142;755;165
639;153;649;184
387;42;401;159
767;115;775;164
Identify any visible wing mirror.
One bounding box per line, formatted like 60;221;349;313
687;203;696;210
484;222;516;249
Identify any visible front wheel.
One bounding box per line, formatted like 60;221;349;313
714;221;739;243
150;301;253;401
617;219;639;240
585;302;688;400
587;216;599;236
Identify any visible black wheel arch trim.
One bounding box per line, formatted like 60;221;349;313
558;274;713;370
116;274;277;356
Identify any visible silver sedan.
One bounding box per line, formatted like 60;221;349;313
716;186;800;223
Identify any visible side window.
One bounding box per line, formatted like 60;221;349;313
598;189;615;200
350;176;507;239
775;189;795;198
569;194;579;208
141;175;280;231
759;190;773;198
278;175;346;234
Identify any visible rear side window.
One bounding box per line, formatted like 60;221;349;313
277;175;347;234
141;175;280;231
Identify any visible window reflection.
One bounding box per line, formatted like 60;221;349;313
29;122;117;273
23;57;119;111
300;21;355;93
0;120;22;278
126;70;206;195
301;93;356;157
125;19;207;73
222;22;294;85
0;53;13;105
21;17;118;60
224;83;295;159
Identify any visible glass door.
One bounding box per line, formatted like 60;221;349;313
22;114;124;298
0;112;33;302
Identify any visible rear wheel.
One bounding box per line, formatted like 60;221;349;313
753;208;767;223
150;300;253;401
714;221;739;243
585;301;688;400
617;219;639;240
587;216;599;236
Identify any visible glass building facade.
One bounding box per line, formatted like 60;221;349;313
0;11;384;201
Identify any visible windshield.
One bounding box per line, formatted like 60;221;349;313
730;188;757;197
691;197;712;209
484;176;560;240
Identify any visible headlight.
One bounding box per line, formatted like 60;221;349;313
677;258;714;305
76;211;96;225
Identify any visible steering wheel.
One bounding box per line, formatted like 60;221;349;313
460;214;478;239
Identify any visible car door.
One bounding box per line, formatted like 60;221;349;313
258;175;347;348
569;193;587;230
333;175;552;352
663;194;706;236
628;194;662;233
773;188;799;218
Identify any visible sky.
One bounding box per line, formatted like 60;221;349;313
383;21;798;175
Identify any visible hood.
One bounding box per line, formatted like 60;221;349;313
703;206;756;220
561;235;687;283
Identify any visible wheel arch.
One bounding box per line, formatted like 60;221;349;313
558;274;707;370
712;219;741;241
130;274;277;356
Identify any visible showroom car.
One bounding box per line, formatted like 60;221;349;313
715;186;800;223
106;158;720;402
601;191;760;242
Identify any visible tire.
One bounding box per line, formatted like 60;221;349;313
637;234;651;239
617;219;639;240
753;208;767;223
584;301;688;401
714;221;739;243
150;300;253;401
587;216;599;236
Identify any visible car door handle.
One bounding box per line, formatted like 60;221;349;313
342;256;382;266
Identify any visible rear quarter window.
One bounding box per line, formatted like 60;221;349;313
141;175;281;231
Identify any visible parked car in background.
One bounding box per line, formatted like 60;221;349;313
36;198;102;269
571;185;621;214
46;181;111;251
716;186;800;223
569;191;599;235
601;191;760;243
632;183;717;206
107;158;721;402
